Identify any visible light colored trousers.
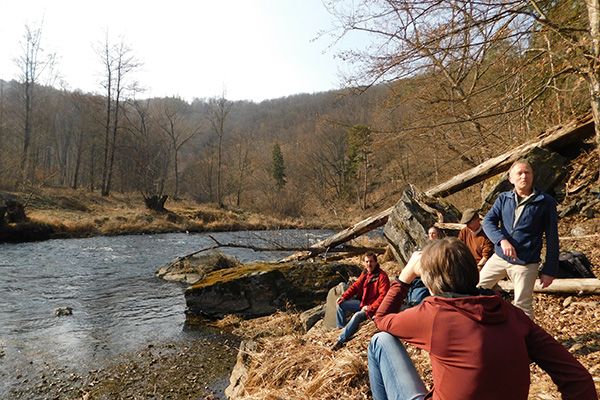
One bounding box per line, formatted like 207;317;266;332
478;253;539;320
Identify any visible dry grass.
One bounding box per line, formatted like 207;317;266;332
2;186;330;239
222;311;431;400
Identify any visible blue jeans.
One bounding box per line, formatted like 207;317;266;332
336;299;368;344
368;332;428;400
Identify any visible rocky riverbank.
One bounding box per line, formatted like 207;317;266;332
6;333;240;400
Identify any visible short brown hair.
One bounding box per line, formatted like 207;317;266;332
419;238;479;295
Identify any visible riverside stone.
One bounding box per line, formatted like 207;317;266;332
383;184;460;265
184;261;361;319
156;251;240;284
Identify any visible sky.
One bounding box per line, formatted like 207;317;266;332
0;0;361;102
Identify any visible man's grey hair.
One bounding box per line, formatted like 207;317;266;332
509;159;533;173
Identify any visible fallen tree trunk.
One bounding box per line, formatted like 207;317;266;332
279;206;393;262
424;113;594;198
281;115;595;262
498;278;600;294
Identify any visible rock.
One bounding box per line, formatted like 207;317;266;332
481;147;569;211
225;340;257;399
322;282;348;330
383;184;460;265
300;305;325;332
156;251;240;284
570;227;587;237
184;261;361;320
55;307;73;317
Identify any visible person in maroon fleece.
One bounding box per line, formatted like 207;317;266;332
369;237;596;400
332;252;390;350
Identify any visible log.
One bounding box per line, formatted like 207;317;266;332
498;278;600;294
424;113;594;198
279;206;393;262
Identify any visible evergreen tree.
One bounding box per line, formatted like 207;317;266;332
271;143;286;190
347;125;372;209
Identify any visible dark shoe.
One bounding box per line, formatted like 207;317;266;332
330;341;343;351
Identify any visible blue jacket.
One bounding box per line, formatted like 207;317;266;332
482;189;559;276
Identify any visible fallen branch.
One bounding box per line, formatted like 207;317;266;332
559;234;600;241
174;235;383;263
425;113;594;198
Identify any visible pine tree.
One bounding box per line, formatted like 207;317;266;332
271;143;286;190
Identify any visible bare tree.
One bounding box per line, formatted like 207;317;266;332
14;23;55;187
124;99;170;210
207;92;232;207
98;35;140;196
156;98;200;199
326;1;599;174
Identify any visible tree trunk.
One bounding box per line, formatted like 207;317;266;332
217;130;223;207
280;206;393;262
498;278;600;294
585;0;600;184
424;114;594;198
19;79;33;187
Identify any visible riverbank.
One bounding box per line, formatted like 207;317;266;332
0;187;348;242
7;334;240;400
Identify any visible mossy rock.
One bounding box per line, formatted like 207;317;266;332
184;261;362;319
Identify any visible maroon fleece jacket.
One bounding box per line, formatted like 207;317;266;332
374;281;597;400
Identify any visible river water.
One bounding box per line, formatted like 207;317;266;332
0;229;331;398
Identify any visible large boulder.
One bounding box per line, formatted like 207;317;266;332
383;184;460;265
184;261;362;319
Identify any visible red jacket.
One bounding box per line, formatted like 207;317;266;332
374;281;597;400
339;266;390;318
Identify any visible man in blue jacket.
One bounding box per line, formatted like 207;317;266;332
479;159;559;320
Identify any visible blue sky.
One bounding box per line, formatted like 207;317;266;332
0;0;363;102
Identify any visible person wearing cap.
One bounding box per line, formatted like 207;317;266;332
367;238;596;400
332;252;390;350
458;208;493;270
478;160;559;320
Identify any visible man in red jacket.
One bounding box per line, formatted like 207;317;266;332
369;238;596;400
332;252;390;350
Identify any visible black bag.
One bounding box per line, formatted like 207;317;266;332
556;251;595;278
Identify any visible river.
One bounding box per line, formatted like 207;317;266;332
0;229;332;398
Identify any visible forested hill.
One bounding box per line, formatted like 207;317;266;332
0;55;593;221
